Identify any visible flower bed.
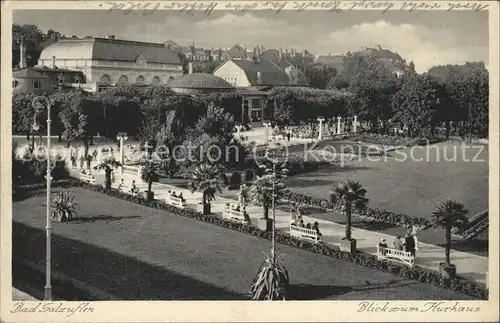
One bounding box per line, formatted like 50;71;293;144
16;180;486;299
281;190;433;229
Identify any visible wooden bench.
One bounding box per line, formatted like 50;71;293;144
222;205;250;224
377;246;414;267
167;196;186;209
289;224;321;243
79;172;97;185
118;184;139;196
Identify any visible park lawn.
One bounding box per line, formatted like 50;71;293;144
13;187;476;300
285;142;488;219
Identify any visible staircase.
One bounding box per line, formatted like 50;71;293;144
453;210;488;241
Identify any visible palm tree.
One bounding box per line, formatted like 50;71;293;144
432;199;468;274
94;157;121;189
140;160;160;201
188;163;224;214
52;190;78;222
250;255;290;300
330;181;369;252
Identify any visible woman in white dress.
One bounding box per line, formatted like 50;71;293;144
412;225;419;251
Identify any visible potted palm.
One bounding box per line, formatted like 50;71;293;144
140;160;160;201
188;163;224;215
432;199;469;278
52;190;78;222
94;157;121;190
249;165;287;232
330;181;369;253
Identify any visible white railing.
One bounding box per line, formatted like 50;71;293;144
289;224;321;243
79;172;97;184
377;246;414;267
222;204;250;224
167;196;186;209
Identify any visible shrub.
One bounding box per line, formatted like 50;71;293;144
245;169;255;182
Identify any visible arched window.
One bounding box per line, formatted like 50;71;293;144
33;80;41;89
135;75;145;85
167;76;175;84
118;75;128;84
100;74;111;84
136;55;146;65
152;76;161;84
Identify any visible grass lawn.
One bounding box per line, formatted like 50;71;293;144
13;187;476;300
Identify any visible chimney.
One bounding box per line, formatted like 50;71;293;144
52;56;56;68
19;35;27;69
188;62;193;74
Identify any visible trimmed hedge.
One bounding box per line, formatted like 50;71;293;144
21;180;484;300
282;190;433;229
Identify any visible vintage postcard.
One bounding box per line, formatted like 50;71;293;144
1;0;498;322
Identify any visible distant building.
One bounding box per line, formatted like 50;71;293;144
38;36;183;88
13;68;53;94
226;44;247;60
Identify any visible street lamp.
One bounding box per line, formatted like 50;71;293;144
32;95;54;301
317;116;325;140
116;132;128;175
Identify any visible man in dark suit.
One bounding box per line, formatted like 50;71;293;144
405;233;416;257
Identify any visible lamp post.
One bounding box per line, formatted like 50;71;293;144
116;132;128;175
263;121;271;147
337;116;342;135
32;96;54;301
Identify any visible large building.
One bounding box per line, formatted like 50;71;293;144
38;36;183;88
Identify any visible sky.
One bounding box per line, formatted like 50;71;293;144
13;9;489;73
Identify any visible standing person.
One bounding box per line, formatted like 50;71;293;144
393;235;404;251
86;154;92;170
412;225;419;251
378;238;388;256
79;155;85;169
70;155;77;168
286;131;291;142
92;149;98;161
405;233;416;257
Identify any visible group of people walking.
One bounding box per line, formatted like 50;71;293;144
379;226;419;257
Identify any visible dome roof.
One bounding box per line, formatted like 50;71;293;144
169;73;234;89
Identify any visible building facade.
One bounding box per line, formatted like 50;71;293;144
38;36;183;87
13;68;53;94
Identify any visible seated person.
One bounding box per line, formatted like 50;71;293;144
234;205;240;212
171;191;177;197
298;219;305;228
178;192;184;202
81;170;86;175
305;223;312;229
312;222;322;236
118;178;124;189
378;238;388;256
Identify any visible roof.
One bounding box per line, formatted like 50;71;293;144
316;55;344;65
194;48;206;56
227;45;246;59
258;49;280;63
13;68;49;79
40;38;182;65
285;66;308;85
169;73;234;89
231;59;290;86
32;66;84;73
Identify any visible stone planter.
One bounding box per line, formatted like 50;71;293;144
439;262;457;279
143;190;155;201
197;202;211;215
257;218;273;232
339;238;357;253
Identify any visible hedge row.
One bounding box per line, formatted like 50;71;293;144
51;181;489;299
282;190;433;229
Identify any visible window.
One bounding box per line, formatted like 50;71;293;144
100;74;111;84
33;80;41;89
152;76;161;84
12;80;18;88
136;75;145;84
118;75;128;84
250;98;261;108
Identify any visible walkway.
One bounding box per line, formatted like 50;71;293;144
12;287;38;301
68;162;489;286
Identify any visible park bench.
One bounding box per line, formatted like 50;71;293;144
222;204;250;224
167;195;186;209
376;245;415;267
118;184;139;196
289;224;321;243
79;172;97;185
